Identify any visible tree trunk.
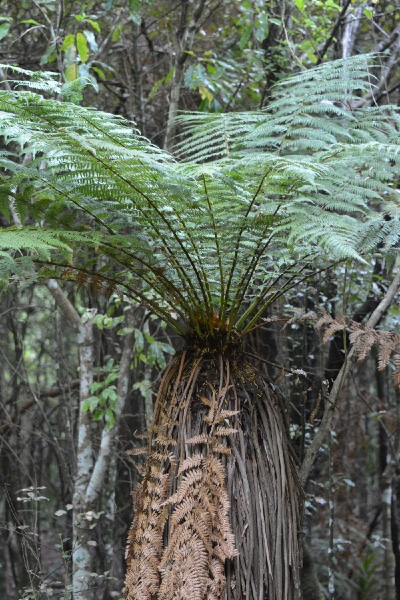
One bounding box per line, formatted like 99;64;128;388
72;314;96;600
163;0;207;152
47;281;138;599
341;4;363;58
125;347;303;599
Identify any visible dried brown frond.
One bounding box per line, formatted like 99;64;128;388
220;409;240;418
352;327;376;363
158;455;236;600
393;354;400;387
320;318;400;382
348;321;367;345
376;330;399;370
125;350;303;600
316;311;335;330
166;470;205;505
186;434;209;445
177;454;204;476
199;394;212;407
126;447;148;456
155;435;177;446
125;455;174;600
133;432;149;440
158;453;238;599
213;426;238;436
134;463;145;476
321;314;347;344
211;443;232;455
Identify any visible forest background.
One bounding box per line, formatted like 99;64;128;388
1;0;400;599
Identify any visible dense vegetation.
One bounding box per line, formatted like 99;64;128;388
0;2;400;599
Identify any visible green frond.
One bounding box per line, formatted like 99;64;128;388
0;55;399;339
0;227;74;253
0;64;62;94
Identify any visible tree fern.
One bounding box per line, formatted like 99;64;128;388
1;56;400;600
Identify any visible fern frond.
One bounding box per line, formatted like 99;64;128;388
0;55;399;338
0;227;74;253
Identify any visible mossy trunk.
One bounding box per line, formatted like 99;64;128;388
125;348;304;600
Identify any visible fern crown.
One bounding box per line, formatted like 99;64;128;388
0;56;399;340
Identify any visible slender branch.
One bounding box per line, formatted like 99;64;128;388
47;279;81;330
316;0;353;65
164;0;208;151
352;24;400;108
300;266;400;485
377;21;400;53
85;309;135;505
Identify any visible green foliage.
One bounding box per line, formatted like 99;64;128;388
0;17;12;41
357;551;381;599
0;57;399;341
82;359;120;428
176;55;398;158
81;304;174;427
183;49;266;113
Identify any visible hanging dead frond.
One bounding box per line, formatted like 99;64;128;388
125;350;303;600
317;313;348;343
316;312;335;330
125;453;174;600
376;331;399;371
159;454;237;600
185;434;209;445
319;316;400;388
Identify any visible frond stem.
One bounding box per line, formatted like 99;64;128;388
227;204;281;331
235;260;310;332
84;152;209;307
224;169;272;312
34;169;198;309
241;260;336;334
97;239;191;310
36;259;187;334
202;173;225;324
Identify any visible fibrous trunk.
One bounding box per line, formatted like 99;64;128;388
125;348;303;600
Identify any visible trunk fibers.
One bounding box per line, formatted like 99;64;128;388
125;347;304;600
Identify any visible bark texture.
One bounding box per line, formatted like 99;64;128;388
125;347;303;599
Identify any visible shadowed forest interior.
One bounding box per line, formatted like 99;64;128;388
1;1;400;599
